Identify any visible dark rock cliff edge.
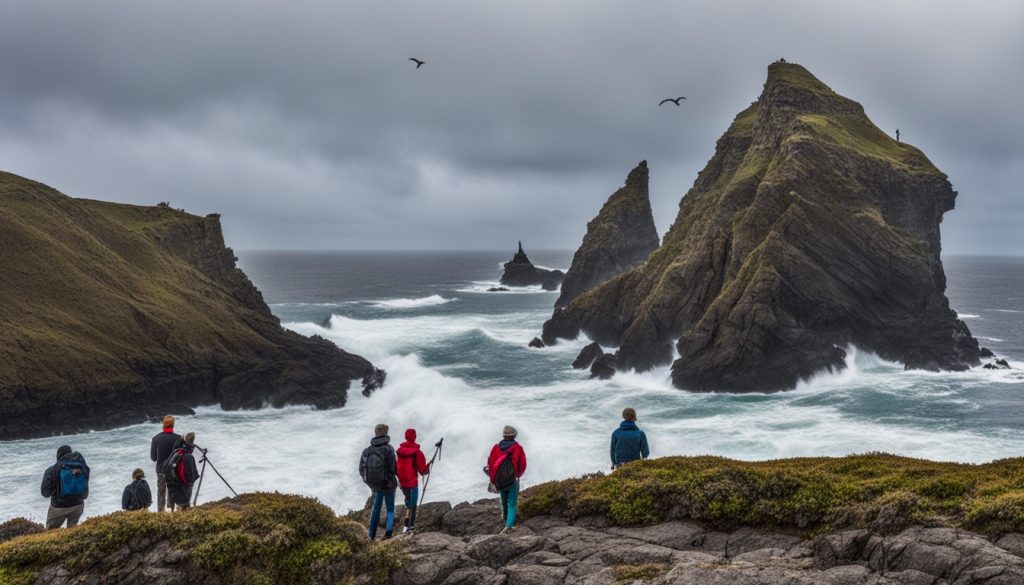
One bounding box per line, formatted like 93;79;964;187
0;171;383;440
501;242;565;291
554;161;660;308
543;63;980;390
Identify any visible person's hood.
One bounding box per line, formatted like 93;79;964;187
371;435;391;447
498;439;517;451
397;440;420;454
619;420;640;431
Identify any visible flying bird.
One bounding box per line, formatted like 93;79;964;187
409;58;426;69
658;97;687;106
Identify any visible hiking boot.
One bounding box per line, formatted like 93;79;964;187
383;531;393;540
499;526;516;535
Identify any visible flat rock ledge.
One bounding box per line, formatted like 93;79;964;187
388;501;1024;585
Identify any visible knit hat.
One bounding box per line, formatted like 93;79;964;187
502;425;517;439
622;407;637;422
184;432;196;445
56;445;72;460
132;468;145;480
162;415;175;429
405;428;417;442
375;424;389;437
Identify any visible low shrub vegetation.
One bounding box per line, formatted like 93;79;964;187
0;493;403;585
520;454;1024;536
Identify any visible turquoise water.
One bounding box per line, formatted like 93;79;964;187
1;252;1022;523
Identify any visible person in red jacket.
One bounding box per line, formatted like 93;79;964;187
484;425;527;534
396;428;431;534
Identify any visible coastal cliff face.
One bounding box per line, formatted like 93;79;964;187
543;63;980;390
500;242;565;291
0;171;383;440
554;161;660;308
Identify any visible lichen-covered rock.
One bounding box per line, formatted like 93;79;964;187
0;172;383;439
543;62;980;391
554;161;660;308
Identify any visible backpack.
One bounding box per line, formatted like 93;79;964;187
493;451;517;491
162;448;189;487
57;456;89;498
125;482;142;511
362;447;389;490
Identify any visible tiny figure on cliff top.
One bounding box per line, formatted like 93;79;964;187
40;445;90;529
611;407;650;470
122;468;152;511
896;128;901;142
361;423;399;539
151;415;181;512
484;425;528;534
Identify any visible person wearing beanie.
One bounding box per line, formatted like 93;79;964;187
40;444;90;529
150;414;181;512
484;425;527;534
611;407;650;470
360;423;399;539
122;468;153;511
165;432;200;510
396;428;431;534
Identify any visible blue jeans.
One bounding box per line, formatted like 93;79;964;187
499;481;519;528
401;486;419;528
369;489;395;538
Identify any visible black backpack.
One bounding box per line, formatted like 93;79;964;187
162;448;188;487
362;447;389;490
493;451;517;491
125;482;143;511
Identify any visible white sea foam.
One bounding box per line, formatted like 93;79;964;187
993;309;1023;313
959;313;981;319
456;281;553;294
977;336;1005;342
368;295;454;309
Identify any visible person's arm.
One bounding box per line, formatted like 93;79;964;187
151;437;158;462
40;465;54;498
141;481;153;508
83;460;91;499
515;445;527;477
641;431;650;459
122;485;132;510
359;450;367;481
417;450;429;476
610;432;618;466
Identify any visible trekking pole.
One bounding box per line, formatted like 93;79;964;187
418;438;443;507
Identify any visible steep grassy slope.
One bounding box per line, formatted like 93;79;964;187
543;63;979;390
0;171;381;439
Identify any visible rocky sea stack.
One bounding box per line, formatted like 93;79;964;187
500;242;565;291
555;160;660;308
543;63;980;390
0;171;384;440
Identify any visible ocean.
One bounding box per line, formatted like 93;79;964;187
1;252;1022;524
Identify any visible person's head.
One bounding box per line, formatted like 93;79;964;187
622;407;637;422
162;415;175;429
132;468;145;481
405;428;417;442
184;432;195;445
56;445;72;460
374;424;389;437
502;425;518;440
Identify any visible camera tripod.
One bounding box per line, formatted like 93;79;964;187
191;445;238;506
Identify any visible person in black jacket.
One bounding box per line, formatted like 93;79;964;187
165;432;200;511
122;468;153;511
359;423;398;539
151;415;181;512
40;445;90;529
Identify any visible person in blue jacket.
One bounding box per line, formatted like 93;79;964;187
610;407;650;469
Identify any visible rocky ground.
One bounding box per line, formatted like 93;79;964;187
384;500;1024;585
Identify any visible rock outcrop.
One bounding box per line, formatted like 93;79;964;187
543;63;980;390
555;161;660;308
386;501;1024;585
0;171;384;440
501;242;565;291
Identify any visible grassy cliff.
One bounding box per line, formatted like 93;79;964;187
521;454;1024;536
0;171;380;439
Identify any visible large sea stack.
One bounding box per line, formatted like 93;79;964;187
500;242;565;291
543;63;980;390
554;160;660;308
0;171;384;439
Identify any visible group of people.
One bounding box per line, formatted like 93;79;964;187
40;408;650;536
358;407;650;538
39;415;201;529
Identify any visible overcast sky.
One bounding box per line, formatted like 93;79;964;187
1;1;1021;254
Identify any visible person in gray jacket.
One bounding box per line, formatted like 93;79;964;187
40;445;90;529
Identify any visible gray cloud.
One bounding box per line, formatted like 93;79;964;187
0;0;1021;253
